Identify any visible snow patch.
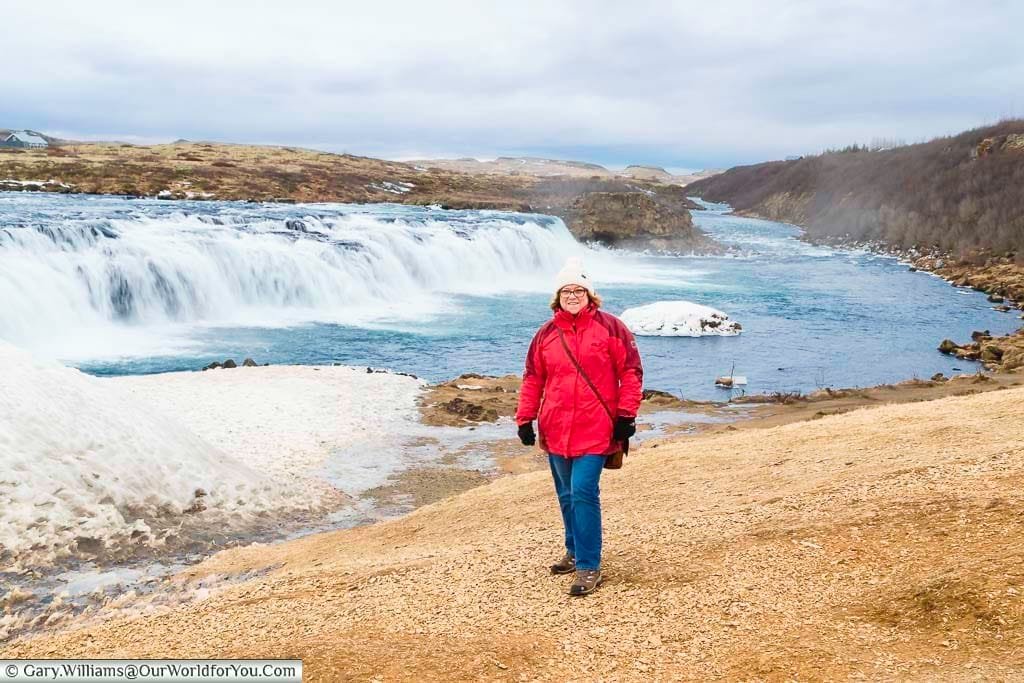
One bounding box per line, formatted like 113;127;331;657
620;301;742;337
0;342;299;569
0;179;72;190
115;365;426;498
625;184;655;197
368;181;415;194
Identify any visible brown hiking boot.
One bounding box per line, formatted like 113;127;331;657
569;569;603;596
550;552;576;575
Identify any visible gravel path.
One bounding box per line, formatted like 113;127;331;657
5;386;1024;681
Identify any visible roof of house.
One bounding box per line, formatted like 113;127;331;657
5;131;48;145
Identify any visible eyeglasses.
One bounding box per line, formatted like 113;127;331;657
559;287;588;299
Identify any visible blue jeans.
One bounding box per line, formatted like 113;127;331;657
548;454;606;571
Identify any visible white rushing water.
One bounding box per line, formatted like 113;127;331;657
0;200;706;361
0;210;559;349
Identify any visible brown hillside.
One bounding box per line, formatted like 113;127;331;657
5;386;1024;680
687;119;1024;258
0;141;712;251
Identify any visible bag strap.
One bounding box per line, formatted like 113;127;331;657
557;327;615;425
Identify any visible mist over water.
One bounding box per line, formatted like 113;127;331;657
0;192;1017;399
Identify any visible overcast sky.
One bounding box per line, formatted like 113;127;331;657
2;0;1021;169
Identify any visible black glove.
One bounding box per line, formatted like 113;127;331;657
518;421;536;446
613;416;636;441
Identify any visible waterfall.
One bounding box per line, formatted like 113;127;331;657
0;200;583;349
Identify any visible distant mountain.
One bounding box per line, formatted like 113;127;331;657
687;119;1024;258
496;156;608;171
410;156;719;187
619;164;671;181
408;156;618;179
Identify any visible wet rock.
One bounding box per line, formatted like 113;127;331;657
643;389;679;402
202;361;222;371
971;330;991;342
988;293;1005;303
938;339;959;355
242;358;258;367
366;366;420;379
993;305;1011;312
980;345;1004;362
222;359;238;369
1002;349;1024;371
954;346;981;361
438;398;499;423
184;489;208;512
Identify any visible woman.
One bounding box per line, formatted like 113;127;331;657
515;257;643;596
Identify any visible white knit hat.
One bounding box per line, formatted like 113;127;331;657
553;257;595;295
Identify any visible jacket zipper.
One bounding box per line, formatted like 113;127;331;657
568;321;579;454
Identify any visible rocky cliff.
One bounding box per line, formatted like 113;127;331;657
559;191;719;253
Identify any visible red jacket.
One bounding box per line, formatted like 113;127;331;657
516;304;643;458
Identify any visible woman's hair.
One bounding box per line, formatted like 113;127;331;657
550;288;603;311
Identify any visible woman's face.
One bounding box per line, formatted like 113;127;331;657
558;284;589;315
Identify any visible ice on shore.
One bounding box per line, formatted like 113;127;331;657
620;301;742;336
0;342;293;569
0;340;432;570
116;364;427;498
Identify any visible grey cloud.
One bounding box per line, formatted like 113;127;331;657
1;0;1022;167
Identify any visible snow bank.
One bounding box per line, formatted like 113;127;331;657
114;364;427;497
0;343;294;569
0;340;431;569
620;301;742;337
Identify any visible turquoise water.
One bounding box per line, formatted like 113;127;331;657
1;192;1017;400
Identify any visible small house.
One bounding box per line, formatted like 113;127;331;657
1;131;49;149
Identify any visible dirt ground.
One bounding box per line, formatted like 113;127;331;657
418;374;524;427
5;373;1024;680
420;366;1024;443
